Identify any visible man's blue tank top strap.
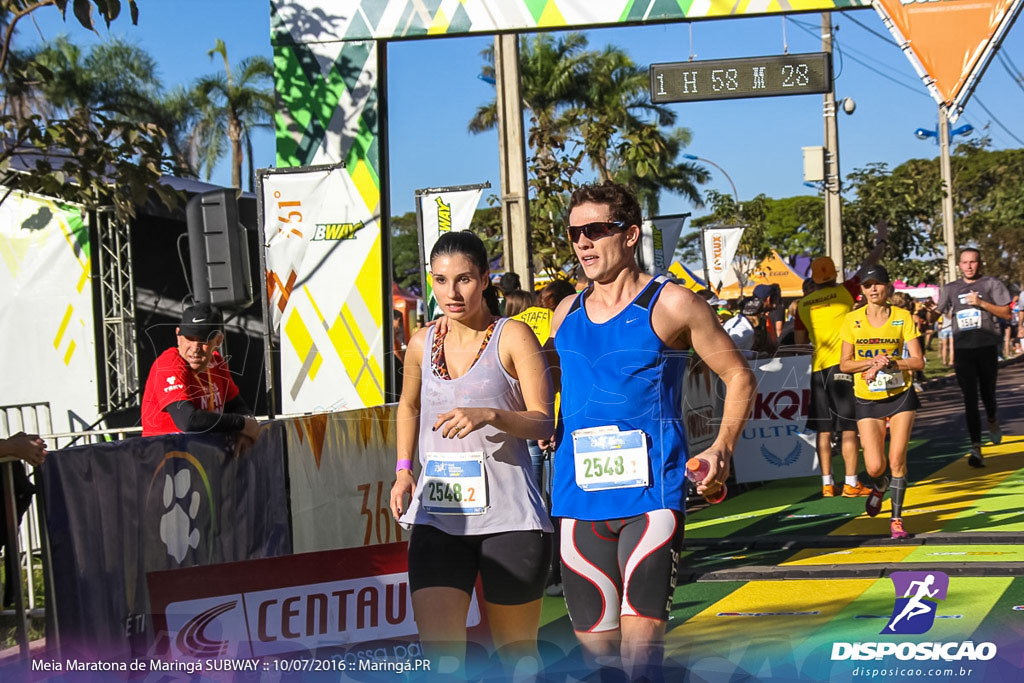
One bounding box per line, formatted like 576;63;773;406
552;276;690;520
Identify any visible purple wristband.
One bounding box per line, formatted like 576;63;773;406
396;458;413;473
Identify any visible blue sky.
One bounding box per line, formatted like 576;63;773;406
26;3;1024;220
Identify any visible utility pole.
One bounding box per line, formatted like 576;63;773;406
937;106;957;283
494;34;532;290
822;13;844;275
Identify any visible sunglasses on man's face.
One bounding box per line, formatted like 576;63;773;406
566;220;627;243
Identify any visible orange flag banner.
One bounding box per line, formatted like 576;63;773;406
873;0;1022;117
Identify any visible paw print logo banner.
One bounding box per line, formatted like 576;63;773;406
41;426;290;660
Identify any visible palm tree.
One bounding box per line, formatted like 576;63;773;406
33;35;161;118
469;32;590;137
194;39;274;190
470;33;706;214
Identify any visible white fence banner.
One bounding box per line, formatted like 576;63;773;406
417;186;484;319
703;226;744;291
732;355;818;483
682;355;722;455
286;406;404;553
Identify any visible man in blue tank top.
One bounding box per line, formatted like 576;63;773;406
549;182;755;678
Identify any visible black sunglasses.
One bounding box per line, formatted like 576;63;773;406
566;220;627;243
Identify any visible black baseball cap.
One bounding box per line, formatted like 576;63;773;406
178;302;224;339
860;264;891;285
740;296;764;317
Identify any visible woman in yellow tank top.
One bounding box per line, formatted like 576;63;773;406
839;265;924;539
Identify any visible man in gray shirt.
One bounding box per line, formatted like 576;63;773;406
936;248;1012;467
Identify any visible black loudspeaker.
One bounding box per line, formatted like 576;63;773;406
186;190;253;309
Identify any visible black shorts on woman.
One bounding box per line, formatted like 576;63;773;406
855;386;920;421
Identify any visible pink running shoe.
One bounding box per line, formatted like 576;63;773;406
890;518;909;539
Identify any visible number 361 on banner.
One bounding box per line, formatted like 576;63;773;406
650;52;831;103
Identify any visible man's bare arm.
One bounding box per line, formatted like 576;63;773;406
658;286;756;493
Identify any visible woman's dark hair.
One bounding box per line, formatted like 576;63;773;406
430;230;489;274
429;230;500;315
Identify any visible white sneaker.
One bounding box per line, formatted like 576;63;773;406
967;446;985;468
988;420;1002;445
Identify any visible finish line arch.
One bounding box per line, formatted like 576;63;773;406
266;0;868;413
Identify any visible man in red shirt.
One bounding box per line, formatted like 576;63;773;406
141;303;260;443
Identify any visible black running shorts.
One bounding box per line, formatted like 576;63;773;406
807;364;858;433
855;387;921;421
407;524;552;605
560;509;684;633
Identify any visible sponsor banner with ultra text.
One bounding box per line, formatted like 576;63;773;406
732;355;818;484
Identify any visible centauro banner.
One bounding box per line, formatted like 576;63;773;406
702;225;745;292
0;189;98;433
260;165;385;413
148;542;486;662
416;186;485;320
639;215;688;277
873;0;1023;117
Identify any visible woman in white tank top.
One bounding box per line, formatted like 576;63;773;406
389;231;554;676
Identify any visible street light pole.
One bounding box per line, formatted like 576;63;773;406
822;13;844;276
915;114;971;284
937;106;957;284
494;34;532;290
682;153;738;205
683;153;739;291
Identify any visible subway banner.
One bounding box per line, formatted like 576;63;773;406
732;355;818;484
0;189;99;433
286;405;403;553
148;542;487;664
639;215;688;277
260;165;385;413
416;185;485;320
41;426;290;659
874;0;1023;117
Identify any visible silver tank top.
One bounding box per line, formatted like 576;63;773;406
399;317;552;534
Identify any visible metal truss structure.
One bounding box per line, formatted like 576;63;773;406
95;209;139;414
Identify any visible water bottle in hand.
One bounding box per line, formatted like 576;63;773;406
686;457;727;504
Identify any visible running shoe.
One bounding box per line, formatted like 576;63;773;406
988;420;1002;445
842;482;873;497
545;583;563;597
865;476;890;518
967;446;985;468
890;518;909;539
823;484;838;497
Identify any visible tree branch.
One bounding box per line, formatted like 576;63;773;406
0;0;56;75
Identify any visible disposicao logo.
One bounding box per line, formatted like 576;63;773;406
831;571;997;662
883;570;948;635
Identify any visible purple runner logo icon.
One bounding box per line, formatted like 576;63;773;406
883;570;949;635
